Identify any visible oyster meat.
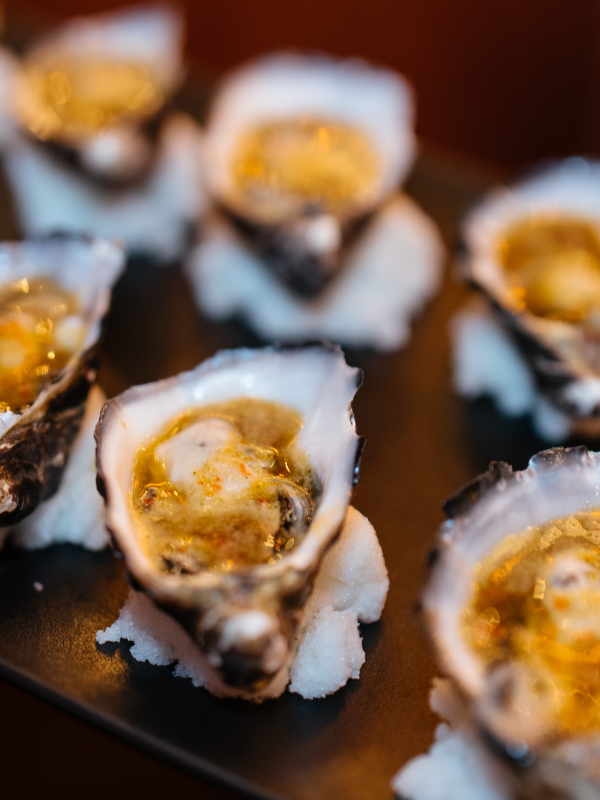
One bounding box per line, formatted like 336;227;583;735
202;53;416;296
96;344;363;692
0;234;124;525
461;158;600;426
425;446;600;798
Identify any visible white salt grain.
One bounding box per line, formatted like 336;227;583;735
33;582;43;592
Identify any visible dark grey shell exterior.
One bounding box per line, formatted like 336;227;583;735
219;204;377;298
0;234;124;526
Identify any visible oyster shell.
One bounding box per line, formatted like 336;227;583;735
0;233;124;525
8;5;184;186
424;446;600;798
95;344;363;692
462;158;600;423
202;53;415;297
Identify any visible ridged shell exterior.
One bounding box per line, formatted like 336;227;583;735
95;344;363;691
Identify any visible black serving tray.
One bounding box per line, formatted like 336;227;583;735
0;124;550;799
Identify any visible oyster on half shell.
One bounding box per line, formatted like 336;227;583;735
9;5;184;186
0;234;124;525
203;53;415;297
425;446;600;799
462;158;600;426
95;344;363;692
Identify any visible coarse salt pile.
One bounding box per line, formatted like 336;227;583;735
187;194;444;351
2;114;204;263
451;299;572;442
10;386;108;551
392;678;516;800
97;505;389;701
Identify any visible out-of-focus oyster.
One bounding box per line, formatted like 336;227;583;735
95;344;363;692
202;53;416;297
461;158;600;429
0;234;124;524
11;5;183;184
425;446;600;798
0;7;204;262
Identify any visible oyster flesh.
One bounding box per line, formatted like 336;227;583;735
0;233;124;525
95;344;364;692
202;52;415;296
462;158;600;426
425;446;600;799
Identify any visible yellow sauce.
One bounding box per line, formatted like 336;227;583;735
14;55;164;143
498;217;600;322
463;509;600;736
0;277;83;412
231;118;379;223
132;398;318;574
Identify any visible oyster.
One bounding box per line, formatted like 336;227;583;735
10;5;183;185
0;7;203;262
462;158;600;427
0;233;124;524
95;344;363;692
202;53;416;296
424;446;600;798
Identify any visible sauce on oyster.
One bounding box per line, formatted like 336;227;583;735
463;509;600;736
131;398;319;574
0;277;84;412
15;55;164;143
231;118;379;223
498;217;600;322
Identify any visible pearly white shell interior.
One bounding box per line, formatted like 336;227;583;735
98;346;361;598
424;450;600;700
204;52;416;213
25;5;184;94
463;158;600;305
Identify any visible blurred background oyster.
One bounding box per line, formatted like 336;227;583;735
452;159;600;442
0;5;204;262
187;53;443;350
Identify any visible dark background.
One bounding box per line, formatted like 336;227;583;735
9;0;600;169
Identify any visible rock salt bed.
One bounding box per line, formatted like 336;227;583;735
2;114;204;263
451;300;572;442
11;386;108;551
392;679;516;800
186;194;444;351
97;506;389;701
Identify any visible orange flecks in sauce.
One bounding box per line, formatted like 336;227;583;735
132;398;317;574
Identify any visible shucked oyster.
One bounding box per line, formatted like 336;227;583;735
202;53;415;296
462;158;600;427
95;345;363;692
8;5;184;185
424;446;600;798
0;234;124;524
